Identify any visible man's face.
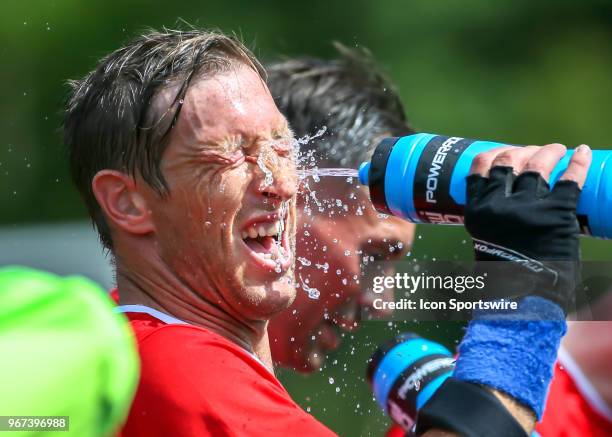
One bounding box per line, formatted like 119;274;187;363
141;65;298;321
269;181;415;371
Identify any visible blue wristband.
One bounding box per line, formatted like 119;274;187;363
453;296;566;419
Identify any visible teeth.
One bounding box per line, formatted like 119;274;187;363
243;220;283;240
263;253;272;259
265;223;277;237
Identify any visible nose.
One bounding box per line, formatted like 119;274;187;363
257;152;298;202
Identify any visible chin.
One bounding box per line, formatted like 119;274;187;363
241;278;296;319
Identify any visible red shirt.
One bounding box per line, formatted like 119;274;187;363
536;350;612;437
117;305;335;437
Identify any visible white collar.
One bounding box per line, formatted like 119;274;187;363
114;303;274;375
114;304;188;325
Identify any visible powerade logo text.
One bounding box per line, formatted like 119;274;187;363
413;135;473;224
425;136;463;204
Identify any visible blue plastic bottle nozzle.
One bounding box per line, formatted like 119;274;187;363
358;162;370;186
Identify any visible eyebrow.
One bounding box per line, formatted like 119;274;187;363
203;122;293;154
215;134;245;154
247;123;294;147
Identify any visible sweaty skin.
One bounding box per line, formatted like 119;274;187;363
95;64;298;370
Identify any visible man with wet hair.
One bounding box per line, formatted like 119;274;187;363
64;29;336;436
266;45;416;371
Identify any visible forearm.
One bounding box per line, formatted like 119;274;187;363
489;388;536;433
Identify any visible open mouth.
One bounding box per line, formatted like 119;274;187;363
241;211;292;272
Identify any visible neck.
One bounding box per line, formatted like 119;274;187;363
114;247;273;370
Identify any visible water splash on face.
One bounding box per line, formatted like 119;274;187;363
274;125;374;299
257;151;275;189
293;126;327;172
295;126;328;146
272;199;291;273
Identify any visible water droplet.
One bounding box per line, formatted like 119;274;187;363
299;274;320;299
315;262;329;272
257;153;275;189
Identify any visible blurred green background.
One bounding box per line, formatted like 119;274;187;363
2;0;612;435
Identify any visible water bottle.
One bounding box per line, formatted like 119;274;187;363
367;333;545;437
358;133;612;238
367;332;455;432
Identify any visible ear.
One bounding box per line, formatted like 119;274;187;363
92;170;155;237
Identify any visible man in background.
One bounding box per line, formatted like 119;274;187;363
267;44;416;371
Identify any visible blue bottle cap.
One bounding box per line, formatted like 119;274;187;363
358;161;370;185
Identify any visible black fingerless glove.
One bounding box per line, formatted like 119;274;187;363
464;166;581;313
